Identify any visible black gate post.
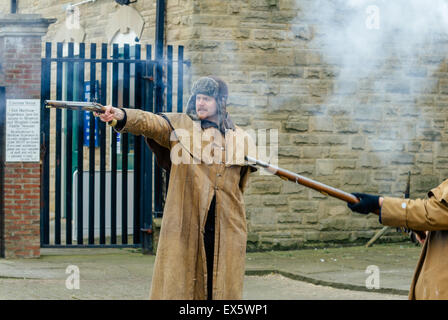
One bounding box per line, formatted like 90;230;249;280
140;47;155;254
153;0;166;219
11;0;18;14
0;87;6;258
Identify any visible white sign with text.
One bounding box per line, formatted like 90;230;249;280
6;99;40;162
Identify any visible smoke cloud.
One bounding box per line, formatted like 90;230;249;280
295;0;448;176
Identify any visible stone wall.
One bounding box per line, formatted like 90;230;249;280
13;0;448;250
169;0;423;249
0;3;11;14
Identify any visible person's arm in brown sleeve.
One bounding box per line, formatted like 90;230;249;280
98;106;172;149
381;196;448;231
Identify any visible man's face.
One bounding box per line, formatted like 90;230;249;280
195;94;218;122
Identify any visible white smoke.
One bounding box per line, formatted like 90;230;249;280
296;0;448;176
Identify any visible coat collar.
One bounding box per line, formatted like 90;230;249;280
161;113;257;168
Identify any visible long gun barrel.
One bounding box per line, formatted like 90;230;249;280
246;156;426;243
245;155;359;204
44;100;117;126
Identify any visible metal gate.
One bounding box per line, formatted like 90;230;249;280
40;42;187;250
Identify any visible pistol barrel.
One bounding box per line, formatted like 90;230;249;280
44;100;105;113
44;100;117;126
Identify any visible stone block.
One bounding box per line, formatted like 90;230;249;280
342;171;369;186
247;232;260;243
316;159;356;175
303;212;318;224
250;71;267;83
278;146;301;158
385;82;410;94
284;116;308;132
435;142;448;157
247;180;282;194
248;207;278;225
319;231;350;242
229;71;248;84
249;0;276;10
354;105;382;121
291;24;313;41
407;142;421;153
390;153;415;165
260;83;280;96
351;135;365;150
302;146;330;159
269;67;304;78
439;79;448;94
419;129;442;141
304;68;321;79
291;134;318;145
309;117;334;132
232;115;251;126
187;39;219;50
244;40;276;51
278;212;302;224
373;171;396;181
416;153;433;164
272;11;297;24
268;95;310;111
304;231;320;241
317;135;348;146
281;180;308;195
262;195;288;206
435;158;448;169
413;175;440;193
288;200;319;213
294;49;308;66
334;119;359;134
326;205;347;218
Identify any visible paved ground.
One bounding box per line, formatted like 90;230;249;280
0;242;421;300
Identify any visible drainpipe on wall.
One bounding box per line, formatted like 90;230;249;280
11;0;18;13
155;0;165;113
153;0;166;231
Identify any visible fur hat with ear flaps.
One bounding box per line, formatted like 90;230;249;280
186;76;235;132
145;76;235;172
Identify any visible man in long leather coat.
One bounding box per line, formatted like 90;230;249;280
98;76;256;300
347;182;448;299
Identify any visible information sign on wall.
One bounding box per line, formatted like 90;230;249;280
6;99;40;162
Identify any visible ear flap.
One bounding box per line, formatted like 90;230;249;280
185;94;199;120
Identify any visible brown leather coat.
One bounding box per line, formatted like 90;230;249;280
382;179;448;299
117;108;255;300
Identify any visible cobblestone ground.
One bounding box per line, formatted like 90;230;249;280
0;245;415;300
0;274;406;300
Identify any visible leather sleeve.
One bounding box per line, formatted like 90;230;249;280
115;108;172;149
381;179;448;231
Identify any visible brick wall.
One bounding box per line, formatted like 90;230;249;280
0;15;53;257
2;37;42;99
1;35;42;258
3;163;40;258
